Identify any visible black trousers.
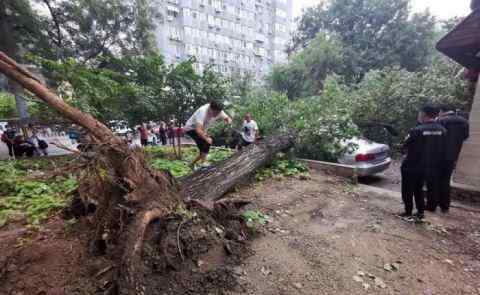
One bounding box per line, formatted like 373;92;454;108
438;161;455;211
401;168;439;215
5;142;13;157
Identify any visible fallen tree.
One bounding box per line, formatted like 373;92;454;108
180;135;294;201
0;52;294;294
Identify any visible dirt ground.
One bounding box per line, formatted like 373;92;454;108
360;159;402;192
1;171;479;294
227;172;480;295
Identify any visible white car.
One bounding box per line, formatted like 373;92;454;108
109;120;132;137
338;137;392;177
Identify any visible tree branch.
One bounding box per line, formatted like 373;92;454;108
42;0;63;49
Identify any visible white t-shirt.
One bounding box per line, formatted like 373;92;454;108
185;104;228;132
241;120;259;143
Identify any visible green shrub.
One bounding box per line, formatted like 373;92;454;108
0;159;78;227
147;146;234;177
256;159;310;182
243;210;268;233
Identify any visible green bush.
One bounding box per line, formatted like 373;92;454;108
349;59;470;149
229;77;359;161
256;159;310;182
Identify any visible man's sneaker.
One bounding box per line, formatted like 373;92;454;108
425;207;436;213
398;212;415;222
441;208;449;214
415;212;425;220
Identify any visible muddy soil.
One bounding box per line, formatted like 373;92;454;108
1;171;479;295
227;172;480;295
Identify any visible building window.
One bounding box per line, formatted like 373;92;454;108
276;8;287;18
167;5;180;18
208;15;215;26
275;23;287;33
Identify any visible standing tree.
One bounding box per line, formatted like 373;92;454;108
268;33;345;99
292;0;436;77
36;0;158;62
1;0;157;63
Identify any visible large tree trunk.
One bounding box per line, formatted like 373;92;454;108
180;136;294;201
0;51;182;294
0;52;295;294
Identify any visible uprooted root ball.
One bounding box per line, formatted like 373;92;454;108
140;206;253;295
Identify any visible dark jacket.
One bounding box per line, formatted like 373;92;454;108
438;113;469;162
401;121;447;173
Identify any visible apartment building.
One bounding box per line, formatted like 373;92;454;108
154;0;293;79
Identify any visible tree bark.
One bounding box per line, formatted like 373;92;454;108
180;135;295;201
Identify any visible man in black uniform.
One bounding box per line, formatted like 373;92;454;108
436;105;470;213
401;105;446;220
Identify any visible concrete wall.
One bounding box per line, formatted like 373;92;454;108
300;159;358;183
453;79;480;189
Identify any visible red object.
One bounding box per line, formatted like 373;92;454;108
138;126;148;140
175;127;184;137
355;153;376;162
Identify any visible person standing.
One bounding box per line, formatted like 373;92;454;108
167;120;175;145
400;105;446;220
240;113;259;148
29;129;49;156
437;105;470;213
185;101;232;168
158;121;168;146
1;125;16;158
138;124;149;147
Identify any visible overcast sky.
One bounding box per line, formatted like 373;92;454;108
293;0;471;20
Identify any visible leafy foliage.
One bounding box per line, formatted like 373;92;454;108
269;34;345;99
0;160;78;227
256;159;310;182
243;210;268;233
228;77;359;161
33;54;229;125
0;92;17;119
348;58;469;148
292;0;436;76
0;0;47;59
2;0;157;63
147;146;234;177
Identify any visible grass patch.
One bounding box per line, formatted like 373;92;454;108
147;146;234;177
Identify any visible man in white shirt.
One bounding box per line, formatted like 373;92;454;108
240;113;259;148
185;101;232;168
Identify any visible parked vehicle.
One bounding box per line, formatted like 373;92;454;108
338;137;392;177
109;120;132;137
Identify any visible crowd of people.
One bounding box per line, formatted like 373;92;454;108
400;104;469;220
134;121;183;147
